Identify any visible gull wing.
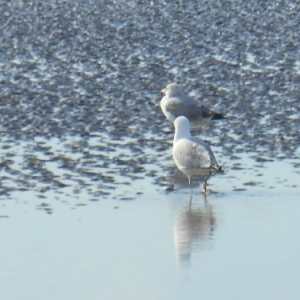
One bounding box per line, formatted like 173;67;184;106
164;96;205;122
173;138;216;171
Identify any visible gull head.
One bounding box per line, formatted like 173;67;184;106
161;83;183;97
174;116;191;141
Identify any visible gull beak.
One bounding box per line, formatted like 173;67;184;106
161;88;166;95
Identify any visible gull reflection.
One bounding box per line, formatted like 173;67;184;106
174;195;216;266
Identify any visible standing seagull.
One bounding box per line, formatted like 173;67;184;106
161;83;226;125
173;116;219;194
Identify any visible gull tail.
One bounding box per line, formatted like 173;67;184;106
216;165;225;173
211;111;227;120
201;105;227;120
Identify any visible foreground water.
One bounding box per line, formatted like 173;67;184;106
1;156;300;300
0;0;300;299
1;183;300;300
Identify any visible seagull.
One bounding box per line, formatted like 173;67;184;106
160;83;226;125
172;116;220;194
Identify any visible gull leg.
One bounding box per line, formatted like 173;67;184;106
188;176;193;194
202;173;211;194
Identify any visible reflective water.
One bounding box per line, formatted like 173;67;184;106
1;157;300;299
1;193;299;300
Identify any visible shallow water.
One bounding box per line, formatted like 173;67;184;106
0;0;300;299
1;170;300;300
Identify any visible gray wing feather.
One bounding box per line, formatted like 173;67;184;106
190;137;218;168
173;138;217;170
165;96;206;121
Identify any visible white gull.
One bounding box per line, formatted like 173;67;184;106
161;83;226;125
172;116;220;193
